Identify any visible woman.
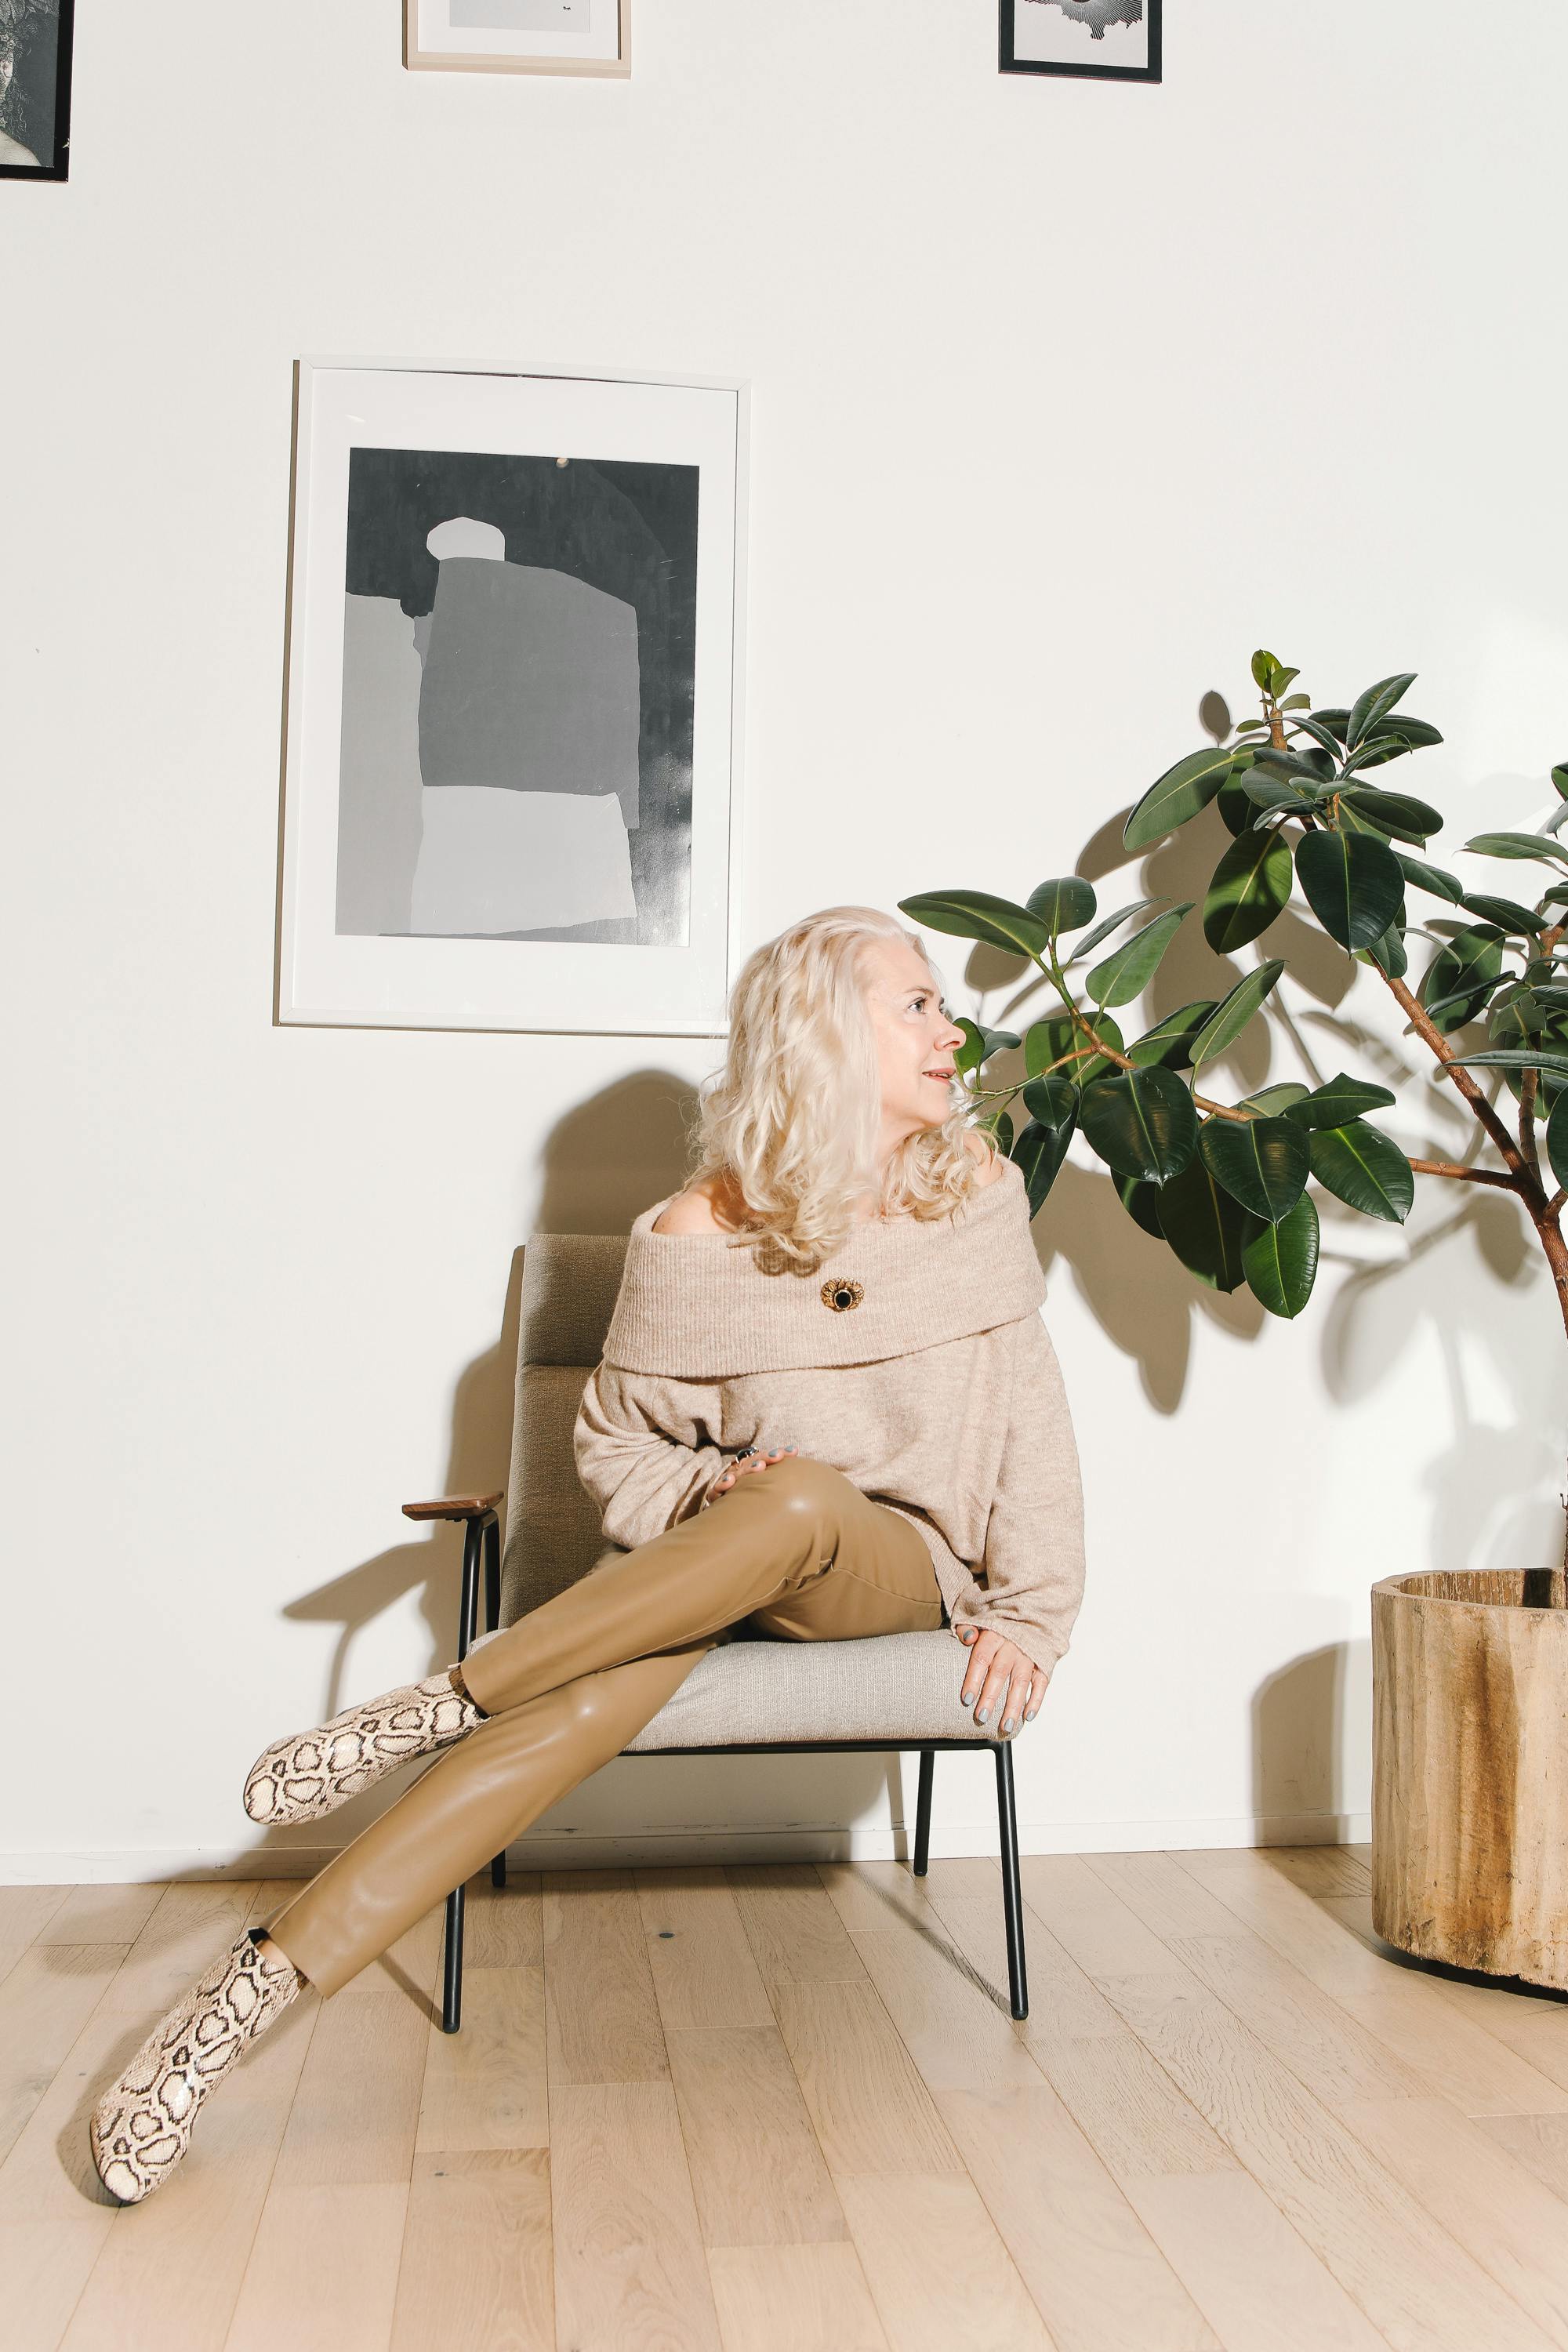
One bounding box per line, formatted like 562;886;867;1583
89;905;1086;2205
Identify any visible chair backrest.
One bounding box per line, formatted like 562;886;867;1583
498;1231;629;1627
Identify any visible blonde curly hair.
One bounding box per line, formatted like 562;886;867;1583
681;905;997;1276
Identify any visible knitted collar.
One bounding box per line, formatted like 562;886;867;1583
602;1156;1047;1375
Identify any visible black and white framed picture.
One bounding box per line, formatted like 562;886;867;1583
1000;0;1160;83
405;0;630;78
278;361;748;1035
0;0;73;179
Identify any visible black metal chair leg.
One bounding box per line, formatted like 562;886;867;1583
994;1741;1029;2020
913;1748;935;1875
441;1519;487;2033
485;1512;508;1889
441;1882;465;2033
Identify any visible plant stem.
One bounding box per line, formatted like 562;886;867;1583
1406;1159;1519;1189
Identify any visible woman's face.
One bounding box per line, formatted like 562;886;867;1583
862;938;966;1143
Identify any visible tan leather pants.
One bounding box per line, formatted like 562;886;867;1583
264;1456;944;1995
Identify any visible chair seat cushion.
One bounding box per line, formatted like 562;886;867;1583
622;1628;1003;1750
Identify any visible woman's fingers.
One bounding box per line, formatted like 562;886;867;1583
712;1444;799;1494
956;1628;1044;1735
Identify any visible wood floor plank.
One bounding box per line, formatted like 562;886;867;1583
224;2181;409;2352
550;2078;722;2350
1334;1973;1568;2118
1123;2169;1389;2352
935;2082;1223;2352
0;1886;71;1945
543;1871;669;2085
268;1983;429;2188
0;1943;131;2169
835;2171;1056;2352
458;1874;544;1969
637;1867;774;2030
0;2002;143;2352
39;1884;166;1947
60;1992;320;2352
1340;2094;1568;2346
389;2149;554;2352
666;2024;848;2249
100;1882;260;2018
916;1879;1238;2183
769;1977;964;2181
726;1864;867;1984
1090;1854;1430;2107
1475;2111;1568;2203
706;2241;889;2352
1261;1849;1374;1897
417;1965;547;2154
1102;1969;1558;2352
1178;1849;1407;1997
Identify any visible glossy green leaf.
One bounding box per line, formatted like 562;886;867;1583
1359;919;1409;979
1463;831;1568;869
1020;1073;1079;1131
898;890;1056;962
1011;1115;1073;1216
1243;1192;1320;1319
1199;1114;1309;1223
1026;877;1098;935
1308;1121;1414;1223
1065;896;1168;963
1420;924;1506;1033
1203;828;1294;953
1395;850;1465;904
1123;746;1239;853
1156;1157;1260;1292
1116;1175;1165;1237
989;1109;1014;1154
1459;893;1545;936
1548;1093;1568;1192
1127;1001;1218;1072
1023;1017;1076;1078
1553;762;1568;802
1286;1073;1397;1131
1346;673;1417;749
1189;960;1287;1069
1087;906;1193;1008
1079;1068;1200;1184
1250;649;1278;690
1295;829;1405;951
1240;1082;1311;1115
1288;713;1347;761
1443;1048;1568;1077
1076;1013;1126;1087
1338;786;1443;842
1310;707;1351;742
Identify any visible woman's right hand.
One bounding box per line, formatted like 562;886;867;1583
708;1444;798;1498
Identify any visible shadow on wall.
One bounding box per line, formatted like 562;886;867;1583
1252;1641;1370;1835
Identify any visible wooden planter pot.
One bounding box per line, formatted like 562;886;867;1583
1371;1569;1568;1990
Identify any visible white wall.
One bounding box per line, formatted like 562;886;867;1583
5;2;1566;1880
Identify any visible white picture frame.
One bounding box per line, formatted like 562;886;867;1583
405;0;630;78
278;358;749;1036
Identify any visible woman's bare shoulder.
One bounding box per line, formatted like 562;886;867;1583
963;1131;1008;1187
651;1174;752;1235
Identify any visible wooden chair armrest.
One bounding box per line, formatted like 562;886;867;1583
402;1491;504;1523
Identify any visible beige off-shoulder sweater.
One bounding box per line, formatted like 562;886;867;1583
572;1156;1086;1676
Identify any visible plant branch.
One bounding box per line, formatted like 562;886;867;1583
1406;1158;1519;1189
1376;967;1539;1189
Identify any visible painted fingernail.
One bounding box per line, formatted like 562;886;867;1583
960;1689;975;1708
975;1707;989;1726
1002;1718;1017;1737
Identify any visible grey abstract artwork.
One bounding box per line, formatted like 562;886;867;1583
336;450;699;946
0;0;71;176
449;1;591;28
1006;0;1153;74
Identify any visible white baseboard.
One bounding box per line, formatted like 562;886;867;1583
0;1812;1371;1886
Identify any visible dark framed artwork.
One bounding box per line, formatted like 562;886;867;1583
278;360;748;1035
0;0;73;180
1000;0;1161;83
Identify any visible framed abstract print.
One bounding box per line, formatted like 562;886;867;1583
405;0;630;78
278;360;748;1035
1000;0;1161;84
0;0;74;180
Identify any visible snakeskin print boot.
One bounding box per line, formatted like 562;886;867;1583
89;1928;303;2204
242;1671;483;1827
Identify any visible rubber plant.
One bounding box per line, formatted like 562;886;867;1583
900;650;1568;1345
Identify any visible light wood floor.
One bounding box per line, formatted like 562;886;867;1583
5;1846;1568;2350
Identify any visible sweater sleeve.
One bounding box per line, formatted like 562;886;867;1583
949;1311;1086;1679
573;1360;732;1552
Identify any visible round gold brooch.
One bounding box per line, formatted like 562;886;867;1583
820;1276;864;1312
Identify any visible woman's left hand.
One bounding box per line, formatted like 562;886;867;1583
954;1625;1047;1737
